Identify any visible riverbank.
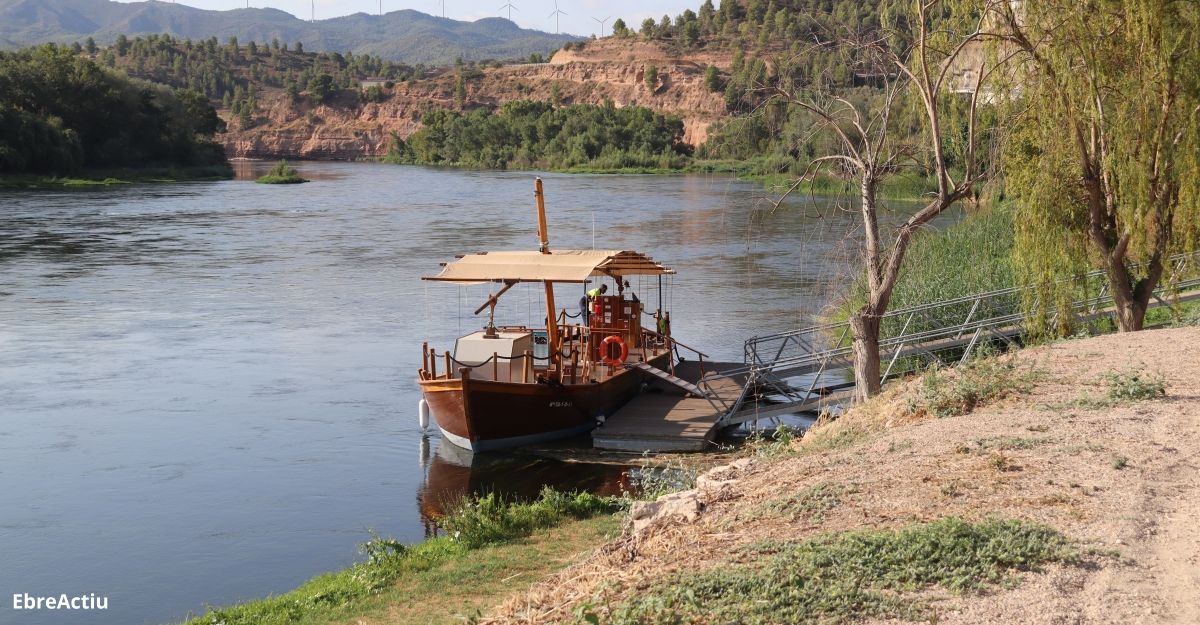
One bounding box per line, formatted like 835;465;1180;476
174;326;1200;624
0;164;234;189
176;490;625;625
479;326;1200;624
377;155;940;201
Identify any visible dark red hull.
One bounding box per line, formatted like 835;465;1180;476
419;352;670;451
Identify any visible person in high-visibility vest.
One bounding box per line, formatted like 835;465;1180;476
579;283;607;325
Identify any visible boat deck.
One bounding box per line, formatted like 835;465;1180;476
591;361;746;452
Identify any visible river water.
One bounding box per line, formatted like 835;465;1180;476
0;162;940;625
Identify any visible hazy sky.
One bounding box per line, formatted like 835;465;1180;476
126;0;703;38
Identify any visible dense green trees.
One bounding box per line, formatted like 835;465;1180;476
387;100;688;170
308;73;336;103
1000;0;1200;333
613;0;878;54
89;33;427;105
0;44;225;175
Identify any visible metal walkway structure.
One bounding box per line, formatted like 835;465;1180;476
705;251;1200;430
594;251;1200;451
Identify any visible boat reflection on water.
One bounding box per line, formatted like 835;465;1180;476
416;436;633;535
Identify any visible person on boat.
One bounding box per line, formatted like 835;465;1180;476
581;283;607;325
657;310;671;337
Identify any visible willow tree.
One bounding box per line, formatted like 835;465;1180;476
999;1;1200;333
772;0;1011;400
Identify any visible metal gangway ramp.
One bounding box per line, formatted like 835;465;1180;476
594;251;1200;451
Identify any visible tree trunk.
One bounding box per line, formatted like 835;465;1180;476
850;307;882;402
1102;254;1161;332
1110;286;1147;331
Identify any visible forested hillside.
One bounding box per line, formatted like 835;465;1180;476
0;0;578;65
87;33;431;129
0;44;225;175
4;0;964;180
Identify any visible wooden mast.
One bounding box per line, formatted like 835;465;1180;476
534;178;560;371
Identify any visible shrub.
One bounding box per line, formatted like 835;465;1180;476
440;487;620;549
255;160;308;184
628;461;697;500
644;64;658;92
911;349;1034;418
1102;368;1166;401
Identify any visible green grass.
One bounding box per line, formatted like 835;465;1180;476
256;160;309;184
751;171;938;201
179;487;622;625
602;517;1078;625
441;488;621;549
255;174;309;184
828;204;1016;347
0;164;233;188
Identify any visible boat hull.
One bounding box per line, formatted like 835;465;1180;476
419;352;670;452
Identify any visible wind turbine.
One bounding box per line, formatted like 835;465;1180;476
499;1;518;21
436;0;445;17
591;15;610;36
547;0;566;34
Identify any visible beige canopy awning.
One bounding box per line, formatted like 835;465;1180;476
423;249;675;283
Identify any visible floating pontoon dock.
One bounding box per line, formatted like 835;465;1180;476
591;361;744;452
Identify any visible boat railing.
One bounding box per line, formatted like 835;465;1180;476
420;341;560;384
421;317;684;385
420;327;611;385
641;328;708;378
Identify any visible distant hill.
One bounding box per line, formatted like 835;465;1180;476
0;0;580;64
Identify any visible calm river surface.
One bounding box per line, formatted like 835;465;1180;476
0;162;944;625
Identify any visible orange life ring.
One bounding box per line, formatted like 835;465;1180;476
600;334;628;366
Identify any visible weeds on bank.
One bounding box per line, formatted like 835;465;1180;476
957;436;1050;454
183;487;621;625
629;458;699;500
1102;368;1166;402
1072;367;1167;408
601;517;1078;625
910;349;1035;418
796;418;869;453
442;488;622;549
744;424;800;458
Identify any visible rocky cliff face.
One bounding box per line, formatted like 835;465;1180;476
219;38;731;160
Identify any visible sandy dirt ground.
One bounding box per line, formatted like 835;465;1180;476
482;326;1200;624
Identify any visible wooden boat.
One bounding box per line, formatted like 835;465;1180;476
417;178;678;452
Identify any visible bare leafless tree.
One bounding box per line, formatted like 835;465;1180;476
769;0;1014;400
